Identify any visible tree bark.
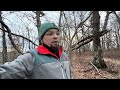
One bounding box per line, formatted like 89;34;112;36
0;11;8;63
117;27;120;49
35;11;44;45
115;30;119;49
92;11;107;69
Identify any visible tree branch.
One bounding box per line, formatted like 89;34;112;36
71;30;110;51
71;12;93;42
90;62;113;79
0;20;23;54
0;28;38;47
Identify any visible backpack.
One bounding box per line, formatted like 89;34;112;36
27;49;40;63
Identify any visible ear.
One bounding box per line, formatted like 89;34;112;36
40;40;43;45
38;39;43;45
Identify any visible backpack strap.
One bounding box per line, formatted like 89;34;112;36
27;49;40;64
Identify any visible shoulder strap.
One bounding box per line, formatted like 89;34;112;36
62;51;69;61
27;49;40;63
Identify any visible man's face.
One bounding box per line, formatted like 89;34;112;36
42;29;60;48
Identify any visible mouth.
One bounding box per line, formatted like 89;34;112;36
52;41;59;44
52;41;58;43
51;41;59;47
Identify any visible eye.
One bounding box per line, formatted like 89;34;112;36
56;32;60;35
45;31;60;36
45;32;53;35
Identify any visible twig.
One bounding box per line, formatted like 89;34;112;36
90;62;112;79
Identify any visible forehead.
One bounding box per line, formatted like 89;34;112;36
47;29;59;32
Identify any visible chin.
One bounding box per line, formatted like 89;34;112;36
52;44;59;48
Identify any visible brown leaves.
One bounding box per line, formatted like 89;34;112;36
70;50;120;79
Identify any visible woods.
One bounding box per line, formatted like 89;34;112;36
0;11;120;78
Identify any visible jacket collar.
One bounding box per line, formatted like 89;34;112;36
36;45;63;59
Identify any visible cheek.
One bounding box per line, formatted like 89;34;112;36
43;37;52;44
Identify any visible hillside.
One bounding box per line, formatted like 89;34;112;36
71;50;120;79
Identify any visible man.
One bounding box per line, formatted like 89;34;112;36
0;22;72;79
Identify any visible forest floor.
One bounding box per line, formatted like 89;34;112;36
71;49;120;79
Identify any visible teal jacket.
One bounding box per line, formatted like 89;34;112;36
0;45;72;79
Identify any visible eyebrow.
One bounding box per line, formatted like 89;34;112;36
47;30;59;33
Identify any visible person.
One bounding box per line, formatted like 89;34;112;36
0;22;72;79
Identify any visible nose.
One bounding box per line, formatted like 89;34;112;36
53;33;59;39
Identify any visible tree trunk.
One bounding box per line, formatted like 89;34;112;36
36;11;41;45
113;11;120;49
117;27;120;50
106;31;111;50
2;26;8;63
35;11;45;45
81;27;85;52
27;27;30;49
92;11;107;69
101;36;105;50
101;11;112;50
0;11;8;63
76;33;81;55
115;30;119;49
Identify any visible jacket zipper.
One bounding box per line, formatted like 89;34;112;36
58;58;66;79
60;63;65;79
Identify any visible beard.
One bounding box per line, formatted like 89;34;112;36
51;45;59;58
50;43;59;51
42;42;60;58
43;43;59;57
50;41;59;48
43;42;59;53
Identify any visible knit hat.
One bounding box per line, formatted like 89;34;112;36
38;22;59;40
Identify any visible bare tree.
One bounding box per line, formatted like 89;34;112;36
92;11;107;69
0;11;45;61
58;11;68;49
101;11;112;50
59;11;92;56
0;18;23;54
112;11;120;49
34;11;44;45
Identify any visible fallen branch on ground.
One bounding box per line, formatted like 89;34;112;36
90;62;114;79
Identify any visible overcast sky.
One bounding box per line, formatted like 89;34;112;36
0;11;60;52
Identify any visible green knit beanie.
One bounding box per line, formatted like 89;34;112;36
38;22;59;41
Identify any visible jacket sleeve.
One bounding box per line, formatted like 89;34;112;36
0;53;35;79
